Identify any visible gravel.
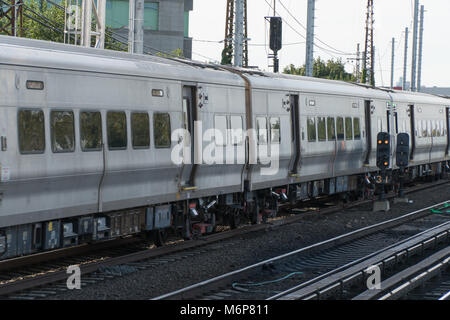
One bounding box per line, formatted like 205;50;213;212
46;182;450;300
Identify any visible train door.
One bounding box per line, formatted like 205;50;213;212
363;100;372;164
180;85;198;188
289;94;300;174
445;107;450;156
409;105;416;159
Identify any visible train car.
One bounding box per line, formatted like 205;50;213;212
0;35;449;260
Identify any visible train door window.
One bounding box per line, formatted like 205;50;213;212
80;111;102;151
353;118;361;140
345;117;353;140
230;116;243;145
327;117;336;141
18;109;45;154
215;115;228;146
336;117;344;140
50;110;75;153
317;117;326;141
256;117;268;144
417;120;422;138
377;118;383;132
307;117;316;142
131;112;150;149
107;111;127;150
270;117;281;144
153;113;171;148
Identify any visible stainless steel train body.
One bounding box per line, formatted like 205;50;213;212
0;36;449;259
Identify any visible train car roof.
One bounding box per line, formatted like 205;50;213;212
0;35;245;87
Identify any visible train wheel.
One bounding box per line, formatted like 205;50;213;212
153;229;168;247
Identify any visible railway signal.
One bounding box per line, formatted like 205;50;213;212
395;133;410;202
396;133;410;168
376;132;390;170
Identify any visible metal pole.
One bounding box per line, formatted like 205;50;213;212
417;5;425;92
356;43;361;83
234;0;244;67
134;0;144;54
96;0;106;49
305;0;315;77
390;38;395;89
128;0;135;53
81;0;92;47
410;0;419;91
403;27;409;91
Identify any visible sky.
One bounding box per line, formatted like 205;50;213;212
189;0;450;88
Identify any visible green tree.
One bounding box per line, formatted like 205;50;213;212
283;57;356;82
1;0;127;51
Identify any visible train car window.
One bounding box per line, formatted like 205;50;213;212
436;120;440;137
345;117;353;140
441;120;445;136
256;117;268;145
307;117;316;142
432;120;436;137
18;109;45;154
80;112;103;151
215;115;228;146
131;112;150;149
317;117;326;141
422;120;427;137
270;117;281;143
230;116;243;145
377;118;383;132
427;120;432;137
417;120;422;138
50;110;75;153
327;117;336;141
153;113;171;148
107;111;127;150
353;118;361;140
336;117;344;140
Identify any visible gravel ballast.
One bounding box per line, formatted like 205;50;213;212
47;182;450;300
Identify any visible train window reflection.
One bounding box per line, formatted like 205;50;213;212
336;117;344;140
327;117;335;141
131;112;150;149
18;109;45;154
345;117;353;140
107;111;127;150
307;117;316;142
270;117;281;143
51;110;75;153
353;118;361;140
317;117;326;141
257;117;268;145
153;113;171;148
80;112;102;151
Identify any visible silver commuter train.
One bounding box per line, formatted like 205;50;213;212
0;35;449;259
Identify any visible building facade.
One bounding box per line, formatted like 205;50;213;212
106;0;193;58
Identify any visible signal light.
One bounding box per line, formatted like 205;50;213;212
376;132;390;170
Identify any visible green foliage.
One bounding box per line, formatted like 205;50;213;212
1;0;127;52
155;48;184;58
283;57;356;82
221;45;233;65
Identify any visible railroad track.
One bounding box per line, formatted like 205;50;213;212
0;179;448;300
152;201;450;300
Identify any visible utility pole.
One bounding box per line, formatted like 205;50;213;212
410;0;419;91
417;5;425;92
234;0;244;67
403;27;409;91
347;43;362;83
390;38;395;89
362;0;375;86
134;0;144;54
224;0;248;67
305;0;315;77
0;0;23;37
